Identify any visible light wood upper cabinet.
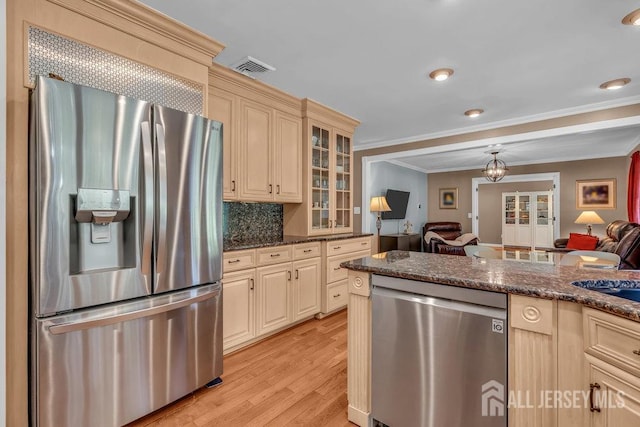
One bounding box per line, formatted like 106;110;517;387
284;99;360;236
239;99;273;201
208;64;302;203
275;111;302;202
208;87;238;200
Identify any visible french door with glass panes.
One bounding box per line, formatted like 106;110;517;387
502;191;553;249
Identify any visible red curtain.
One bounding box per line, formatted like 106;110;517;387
628;151;640;222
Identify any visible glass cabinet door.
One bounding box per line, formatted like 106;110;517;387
505;195;516;224
518;195;530;225
536;194;549;225
334;133;351;230
311;125;330;231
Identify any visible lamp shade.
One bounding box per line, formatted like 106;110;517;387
575;211;605;225
370;196;391;213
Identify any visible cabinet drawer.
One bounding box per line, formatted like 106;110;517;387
223;249;256;273
326;250;371;283
584;307;640;377
256;245;293;266
326;237;371;257
326;280;348;312
293;242;321;260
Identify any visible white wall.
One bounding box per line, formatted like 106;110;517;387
368;161;427;235
1;0;7;424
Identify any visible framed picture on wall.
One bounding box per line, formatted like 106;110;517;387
439;188;458;209
576;178;616;209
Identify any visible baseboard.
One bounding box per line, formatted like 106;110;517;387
348;405;370;426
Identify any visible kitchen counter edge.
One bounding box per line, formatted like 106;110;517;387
223;233;374;252
341;251;640;323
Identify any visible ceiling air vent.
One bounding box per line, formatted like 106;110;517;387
231;56;276;78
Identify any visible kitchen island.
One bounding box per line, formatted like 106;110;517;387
342;251;640;427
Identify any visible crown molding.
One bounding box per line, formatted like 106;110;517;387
47;0;225;65
383;159;430;174
354;95;640;151
209;63;302;114
302;98;360;132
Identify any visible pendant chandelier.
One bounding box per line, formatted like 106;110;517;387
482;151;508;182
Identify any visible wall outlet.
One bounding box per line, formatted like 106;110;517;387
354;206;361;215
467;212;472;219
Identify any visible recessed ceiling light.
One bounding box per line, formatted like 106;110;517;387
599;78;631;90
429;68;454;81
464;108;484;118
622;9;640;25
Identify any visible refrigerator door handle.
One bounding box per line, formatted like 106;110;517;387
155;123;168;281
140;122;154;286
48;287;220;335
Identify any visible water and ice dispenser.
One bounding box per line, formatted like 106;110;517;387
75;188;131;243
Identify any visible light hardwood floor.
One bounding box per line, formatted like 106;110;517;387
128;310;352;427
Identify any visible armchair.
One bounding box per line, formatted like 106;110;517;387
554;220;640;269
423;222;479;256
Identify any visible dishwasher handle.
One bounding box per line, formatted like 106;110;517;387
372;286;507;319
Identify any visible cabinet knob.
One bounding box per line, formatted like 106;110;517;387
231;180;236;192
287;271;292;281
228;259;241;264
333;267;341;271
270;253;281;258
269;184;273;194
633;349;640;356
295;270;299;280
250;278;254;291
333;293;341;298
276;184;280;194
333;246;341;250
303;249;312;253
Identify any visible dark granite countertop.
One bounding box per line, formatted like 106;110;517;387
223;232;374;252
341;251;640;322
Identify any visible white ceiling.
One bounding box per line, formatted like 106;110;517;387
141;0;640;169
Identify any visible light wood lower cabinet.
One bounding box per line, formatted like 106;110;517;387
586;356;640;427
320;237;371;316
292;258;321;320
222;269;255;350
256;263;292;335
222;242;322;353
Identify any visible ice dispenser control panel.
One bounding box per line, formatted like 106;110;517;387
75;188;130;243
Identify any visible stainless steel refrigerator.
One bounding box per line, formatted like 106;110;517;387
29;76;223;427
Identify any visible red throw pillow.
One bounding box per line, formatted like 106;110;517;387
566;233;598;250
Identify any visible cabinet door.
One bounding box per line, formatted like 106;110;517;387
239;99;273;201
222;269;255;351
292;258;321;320
310;124;332;233
587;360;640;427
333;131;353;232
275;112;302;202
534;192;553;248
209;89;237;200
256;263;292;335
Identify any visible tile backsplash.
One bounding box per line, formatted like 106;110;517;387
223;202;283;242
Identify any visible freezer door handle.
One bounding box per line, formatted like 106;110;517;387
48;287;220;335
140;122;154;286
155;123;168;280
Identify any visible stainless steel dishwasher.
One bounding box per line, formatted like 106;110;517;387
371;275;507;427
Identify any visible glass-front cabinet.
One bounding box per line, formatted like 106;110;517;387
309;124;352;233
502;191;553;249
283;99;359;236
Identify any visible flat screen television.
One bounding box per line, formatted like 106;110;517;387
381;189;410;220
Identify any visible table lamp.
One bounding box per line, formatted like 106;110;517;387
370;196;391;250
575;211;604;236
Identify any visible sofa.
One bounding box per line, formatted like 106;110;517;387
423;222;479;256
554;220;640;269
